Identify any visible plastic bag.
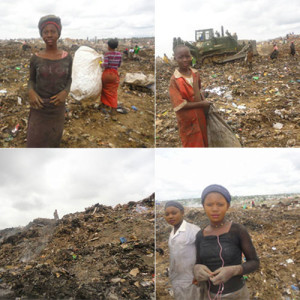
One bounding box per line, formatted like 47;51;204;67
70;46;103;101
206;105;241;147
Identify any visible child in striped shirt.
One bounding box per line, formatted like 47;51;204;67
100;38;122;116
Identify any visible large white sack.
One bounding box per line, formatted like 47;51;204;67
70;46;103;101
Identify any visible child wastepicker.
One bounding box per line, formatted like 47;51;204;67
169;45;211;147
164;201;201;300
194;184;259;300
100;38;122;117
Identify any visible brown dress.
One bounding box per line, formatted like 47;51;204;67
27;53;72;147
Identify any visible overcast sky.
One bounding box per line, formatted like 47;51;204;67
156;0;300;57
0;0;154;40
0;149;154;230
156;148;300;201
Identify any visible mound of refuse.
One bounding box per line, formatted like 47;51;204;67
0;194;155;299
156;36;300;148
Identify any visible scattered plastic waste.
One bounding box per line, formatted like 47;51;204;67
136;204;148;213
131;105;138;111
120;237;127;244
273;122;283;130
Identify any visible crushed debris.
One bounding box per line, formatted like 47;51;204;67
0;194;155;299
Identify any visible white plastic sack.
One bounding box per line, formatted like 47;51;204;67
70;46;103;101
124;72;154;87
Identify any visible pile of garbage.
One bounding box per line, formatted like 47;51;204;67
0;194;155;299
156;196;299;300
0;38;154;148
156;36;300;147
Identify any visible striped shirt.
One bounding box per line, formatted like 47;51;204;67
103;51;122;70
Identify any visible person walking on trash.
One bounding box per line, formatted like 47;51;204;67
164;201;201;300
245;42;254;71
100;38;122;120
194;184;259;300
290;41;296;58
27;15;72;147
270;44;279;60
169;44;211;147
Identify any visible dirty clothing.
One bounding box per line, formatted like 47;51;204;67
290;43;296;56
168;220;201;300
270;49;279;60
101;69;120;108
195;223;259;295
169;68;208;147
202;284;250;300
27;53;72;147
100;51;121;108
27;99;66;147
102;51;122;71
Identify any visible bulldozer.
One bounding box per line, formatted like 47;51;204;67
173;26;257;65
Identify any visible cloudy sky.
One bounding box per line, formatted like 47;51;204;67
156;0;300;56
156;148;300;201
0;149;154;230
0;0;154;40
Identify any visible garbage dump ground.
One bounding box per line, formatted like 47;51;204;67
156;196;299;300
0;194;154;299
156;37;300;147
0;38;154;148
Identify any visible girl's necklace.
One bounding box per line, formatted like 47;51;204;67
210;221;226;228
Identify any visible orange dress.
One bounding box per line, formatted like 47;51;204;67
169;68;208;147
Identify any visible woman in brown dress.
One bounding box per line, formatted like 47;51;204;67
27;15;72;147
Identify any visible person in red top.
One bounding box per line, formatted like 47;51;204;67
100;38;122;115
169;45;211;147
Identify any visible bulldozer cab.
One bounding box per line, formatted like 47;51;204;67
195;29;214;42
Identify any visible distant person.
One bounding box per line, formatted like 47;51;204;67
270;44;279;60
163;53;170;64
194;184;260;300
164;201;201;300
123;48;129;59
27;15;72;147
129;48;134;59
54;209;59;220
245;42;254;70
290;41;296;57
100;38;122;119
22;41;31;51
133;44;140;60
169;44;210;147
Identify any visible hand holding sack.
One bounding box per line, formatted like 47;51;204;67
206;104;242;147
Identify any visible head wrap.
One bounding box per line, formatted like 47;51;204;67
38;15;62;37
201;184;231;204
164;200;184;212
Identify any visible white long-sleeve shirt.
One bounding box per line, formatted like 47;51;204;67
168;220;201;300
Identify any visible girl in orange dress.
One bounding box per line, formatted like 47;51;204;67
169;45;210;147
